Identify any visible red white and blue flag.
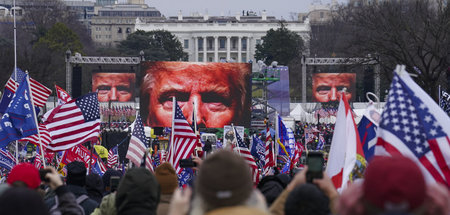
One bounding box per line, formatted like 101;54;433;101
375;66;450;187
233;126;260;185
0;149;16;170
126;113;153;171
20;124;51;150
168;100;198;174
0;68;51;113
44;93;101;151
107;145;119;169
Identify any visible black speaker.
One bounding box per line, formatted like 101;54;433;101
72;66;82;98
153;127;164;135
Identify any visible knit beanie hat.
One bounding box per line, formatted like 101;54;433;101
196;149;253;209
363;155;426;212
7;163;41;189
155;162;178;194
66;161;87;187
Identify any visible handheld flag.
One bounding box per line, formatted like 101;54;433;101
0;74;38;148
264;123;274;175
326;92;365;192
167;99;198;174
107;145;119;169
55;85;72;105
126;113;153;171
0;68;51;113
440;90;450;116
358;103;380;161
250;134;265;169
375;66;450;187
44;92;101;151
0;149;16;170
233;126;260;185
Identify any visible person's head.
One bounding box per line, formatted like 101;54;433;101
154;162;178;195
312;73;355;102
102;169;123;192
195;149;253;211
363;155;426;214
257;174;290;206
0;187;48;215
85;173;104;195
115;167;160;215
140;62;251;128
7;163;41;189
284;183;330;215
66;161;87;187
92;72;135;102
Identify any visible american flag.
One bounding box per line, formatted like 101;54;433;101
126;113;153;171
192;103;203;157
20;124;51;150
233;126;260;185
290;141;304;169
375;67;450;187
3;68;51;108
44;92;101;151
264;124;274;175
107;145;118;169
168;101;198;174
34;148;42;169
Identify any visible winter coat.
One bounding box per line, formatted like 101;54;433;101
156;193;172;215
91;193;116;215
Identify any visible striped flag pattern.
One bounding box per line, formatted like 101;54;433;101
375;67;450;187
5;69;51;107
34;149;42;169
168;101;198;174
107;145;118;168
233;126;260;185
43;93;101;151
264;125;274;175
20;124;51;150
126;113;153;171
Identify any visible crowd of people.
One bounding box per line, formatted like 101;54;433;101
0;148;448;215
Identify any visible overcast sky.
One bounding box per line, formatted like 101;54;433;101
146;0;347;20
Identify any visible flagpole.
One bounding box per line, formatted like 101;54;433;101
26;72;46;167
439;85;441;107
170;97;176;166
13;0;18;164
231;124;241;155
193;101;198;157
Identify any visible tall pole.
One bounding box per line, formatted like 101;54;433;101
301;55;307;103
65;49;72;96
13;0;19;164
170;97;176;166
26;72;46;167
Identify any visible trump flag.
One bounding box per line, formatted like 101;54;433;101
375;66;450;187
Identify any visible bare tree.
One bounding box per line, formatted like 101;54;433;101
330;0;450;100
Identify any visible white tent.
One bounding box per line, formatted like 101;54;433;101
290;104;308;121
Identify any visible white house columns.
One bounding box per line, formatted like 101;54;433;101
191;36;250;63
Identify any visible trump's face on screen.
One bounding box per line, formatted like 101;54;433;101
140;62;251;128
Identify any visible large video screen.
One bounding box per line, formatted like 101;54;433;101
139;61;252;128
92;72;136;102
312;73;356;103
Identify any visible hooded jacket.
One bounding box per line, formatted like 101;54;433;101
115;167;160;215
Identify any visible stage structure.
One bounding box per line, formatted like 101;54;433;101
301;57;380;103
251;64;282;128
65;49;144;96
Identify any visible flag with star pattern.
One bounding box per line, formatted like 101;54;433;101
375;67;450;187
44;92;101;151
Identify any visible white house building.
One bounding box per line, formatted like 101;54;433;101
135;11;310;63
